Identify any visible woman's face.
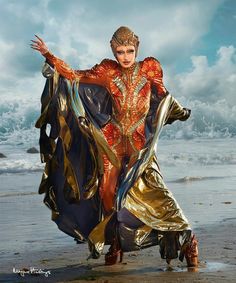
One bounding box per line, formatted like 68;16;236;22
115;45;136;68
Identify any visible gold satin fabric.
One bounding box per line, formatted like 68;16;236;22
88;213;114;256
124;155;190;231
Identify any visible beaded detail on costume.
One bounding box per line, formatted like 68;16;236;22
108;64;149;153
43;51;166;154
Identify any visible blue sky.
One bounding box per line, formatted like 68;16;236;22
0;0;235;105
187;0;236;66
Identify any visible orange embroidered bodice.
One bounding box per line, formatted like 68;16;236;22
44;52;167;153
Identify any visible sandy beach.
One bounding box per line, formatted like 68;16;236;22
0;139;236;282
1;220;236;283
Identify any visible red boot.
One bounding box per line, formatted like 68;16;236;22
184;234;199;267
105;238;123;265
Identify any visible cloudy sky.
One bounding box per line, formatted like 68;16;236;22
0;0;235;106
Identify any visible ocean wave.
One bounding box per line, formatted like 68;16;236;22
161;99;236;139
0;156;44;175
0;146;235;176
0;98;40;146
0;192;38;198
0;168;43;175
171;175;233;183
0;96;236;146
158;151;236;167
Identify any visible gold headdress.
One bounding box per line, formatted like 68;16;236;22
110;26;139;57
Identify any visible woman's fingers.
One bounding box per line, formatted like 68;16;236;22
30;39;42;48
35;34;44;43
30;42;40;48
31;35;49;54
30;46;41;51
31;39;40;44
30;43;40;49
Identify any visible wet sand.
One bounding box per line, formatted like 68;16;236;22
0;170;236;282
1;219;236;283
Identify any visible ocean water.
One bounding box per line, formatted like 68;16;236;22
157;138;236;228
1;81;236;148
0;90;236;174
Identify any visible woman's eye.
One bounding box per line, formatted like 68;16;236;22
117;51;124;55
116;49;134;55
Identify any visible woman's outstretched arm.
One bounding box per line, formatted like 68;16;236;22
31;35;80;80
31;35;111;86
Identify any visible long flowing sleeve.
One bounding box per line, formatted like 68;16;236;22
165;98;191;124
43;51;115;87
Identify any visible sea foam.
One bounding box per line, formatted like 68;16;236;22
0;95;236;148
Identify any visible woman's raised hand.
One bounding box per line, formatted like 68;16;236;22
30;35;49;55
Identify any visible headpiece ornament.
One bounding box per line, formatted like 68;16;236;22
110;26;139;56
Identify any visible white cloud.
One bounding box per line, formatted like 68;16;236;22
0;40;15;81
39;0;223;68
0;0;224;72
167;45;236;105
0;0;229;103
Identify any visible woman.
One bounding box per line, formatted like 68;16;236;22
31;26;198;267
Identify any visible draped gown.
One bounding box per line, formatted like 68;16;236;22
36;52;192;261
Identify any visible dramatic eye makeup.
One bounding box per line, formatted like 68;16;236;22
116;50;125;55
116;49;135;55
127;49;135;54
